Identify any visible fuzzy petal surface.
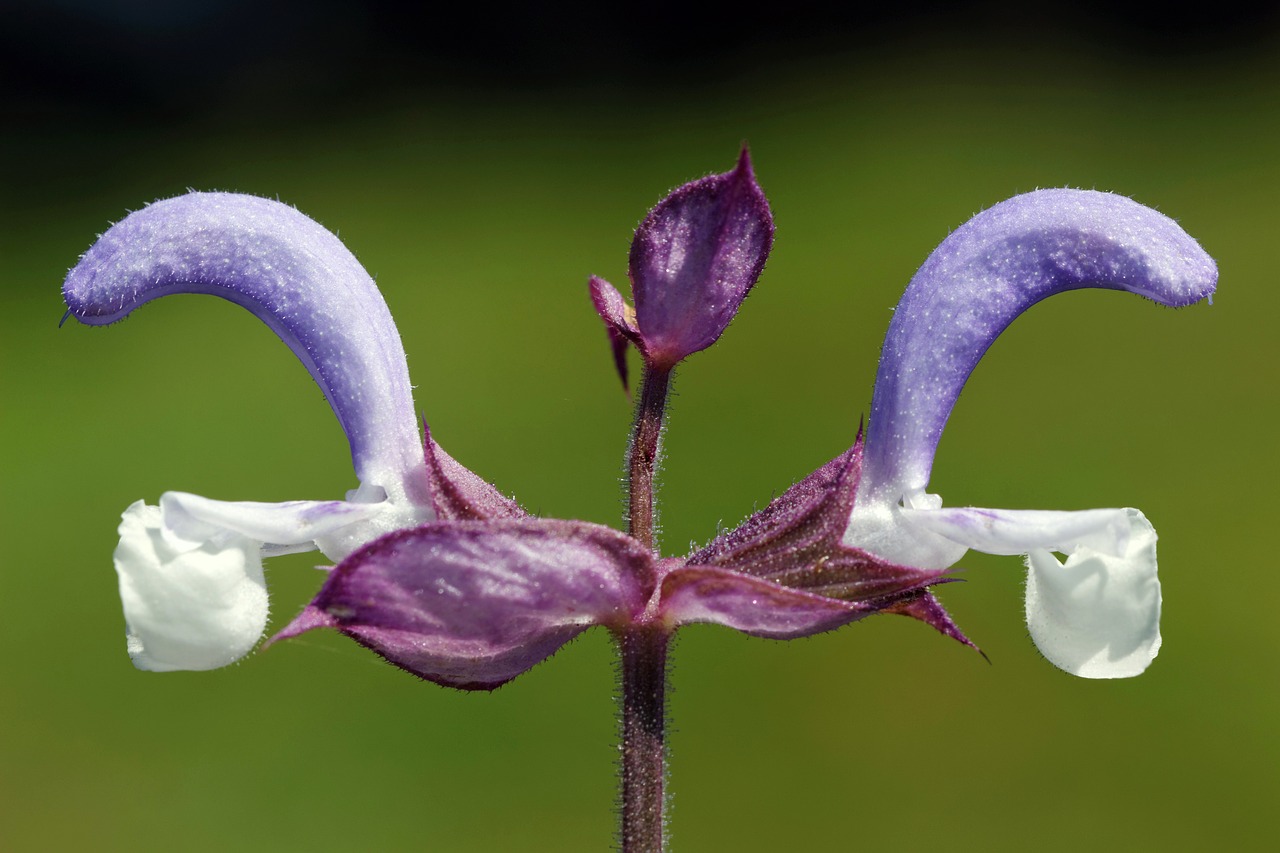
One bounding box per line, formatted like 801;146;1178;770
160;489;429;563
855;189;1216;512
62;192;425;497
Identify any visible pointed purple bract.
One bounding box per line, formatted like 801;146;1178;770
861;189;1218;504
62;192;424;494
628;148;774;368
274;519;654;690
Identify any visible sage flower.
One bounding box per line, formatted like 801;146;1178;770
64;170;1214;690
844;189;1217;676
62;193;521;672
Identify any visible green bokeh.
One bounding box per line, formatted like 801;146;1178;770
3;40;1275;852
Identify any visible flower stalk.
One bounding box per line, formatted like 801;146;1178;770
617;623;670;853
627;365;671;552
619;362;674;852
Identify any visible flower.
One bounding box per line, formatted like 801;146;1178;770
270;153;955;689
66;168;1214;689
844;189;1217;677
63;192;522;671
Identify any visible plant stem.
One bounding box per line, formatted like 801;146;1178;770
617;624;669;853
627;365;670;552
618;363;673;853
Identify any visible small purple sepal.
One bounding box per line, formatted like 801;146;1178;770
588;275;641;394
422;420;527;521
273;519;654;690
627;148;775;368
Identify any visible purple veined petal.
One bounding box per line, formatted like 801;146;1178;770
63;193;426;499
629;148;775;368
273;519;654;690
883;592;982;655
857;189;1217;510
689;443;859;574
905;505;1160;678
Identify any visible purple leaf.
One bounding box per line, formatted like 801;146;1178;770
273;519;654;690
659;565;880;639
628;148;774;368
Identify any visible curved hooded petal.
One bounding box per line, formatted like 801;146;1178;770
274;520;654;690
62;192;426;499
847;189;1217;567
906;506;1160;677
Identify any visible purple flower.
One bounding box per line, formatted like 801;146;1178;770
845;189;1217;677
65;171;1214;689
63;193;521;671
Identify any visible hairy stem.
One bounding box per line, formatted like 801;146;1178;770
617;625;669;853
618;364;673;852
627;365;671;552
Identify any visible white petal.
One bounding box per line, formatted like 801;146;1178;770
902;505;1161;678
115;491;435;673
115;501;267;671
159;490;407;562
1025;509;1160;678
901;506;1134;557
844;489;967;569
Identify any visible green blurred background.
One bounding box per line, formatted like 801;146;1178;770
2;3;1275;850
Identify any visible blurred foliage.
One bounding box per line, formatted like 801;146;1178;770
2;8;1276;852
